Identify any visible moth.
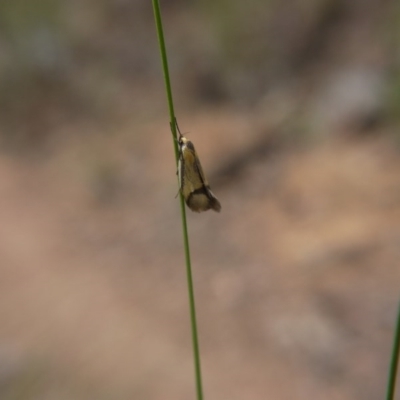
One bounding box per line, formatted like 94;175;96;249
175;121;221;213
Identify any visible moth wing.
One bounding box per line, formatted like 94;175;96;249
178;154;184;191
193;152;221;212
193;151;209;187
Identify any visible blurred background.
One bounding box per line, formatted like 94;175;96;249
0;0;399;399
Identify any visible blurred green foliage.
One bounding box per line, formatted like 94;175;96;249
0;0;398;147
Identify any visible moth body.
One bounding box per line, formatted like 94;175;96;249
178;134;221;213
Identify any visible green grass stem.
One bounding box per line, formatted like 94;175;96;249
386;300;400;400
151;1;204;399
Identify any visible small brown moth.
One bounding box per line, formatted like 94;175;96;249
175;121;221;213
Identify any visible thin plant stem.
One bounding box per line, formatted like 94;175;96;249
386;300;400;400
151;1;204;399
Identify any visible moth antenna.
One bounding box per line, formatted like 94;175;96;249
169;117;180;140
175;118;184;138
173;118;190;140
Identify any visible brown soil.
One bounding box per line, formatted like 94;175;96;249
0;111;399;400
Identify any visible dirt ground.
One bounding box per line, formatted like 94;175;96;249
0;109;399;400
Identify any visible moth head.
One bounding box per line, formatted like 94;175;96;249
178;135;195;153
178;134;188;146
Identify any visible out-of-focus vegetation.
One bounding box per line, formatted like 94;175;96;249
0;2;399;400
0;0;398;148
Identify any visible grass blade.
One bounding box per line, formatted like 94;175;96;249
386;300;400;400
151;1;204;399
